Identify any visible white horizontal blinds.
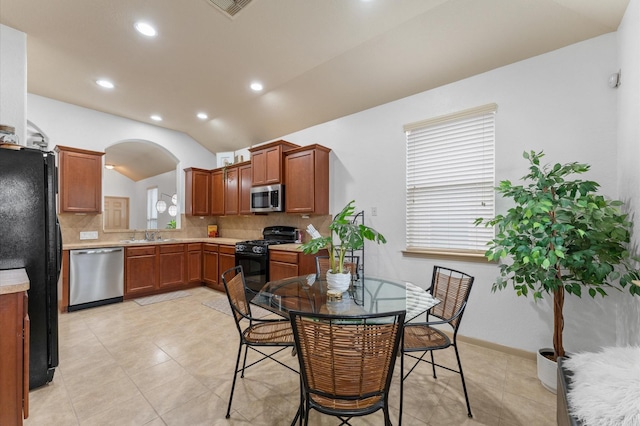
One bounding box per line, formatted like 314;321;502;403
406;104;496;251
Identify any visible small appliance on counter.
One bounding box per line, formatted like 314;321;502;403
235;226;297;292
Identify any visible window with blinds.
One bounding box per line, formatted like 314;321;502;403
405;104;496;254
147;187;158;229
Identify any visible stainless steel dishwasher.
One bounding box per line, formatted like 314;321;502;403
68;247;124;311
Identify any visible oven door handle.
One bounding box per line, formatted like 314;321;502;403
235;252;267;258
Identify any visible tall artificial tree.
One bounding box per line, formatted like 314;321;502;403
476;151;640;360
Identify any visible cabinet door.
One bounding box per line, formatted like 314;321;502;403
0;291;26;425
125;247;158;296
251;145;283;185
269;251;299;281
210;170;225;216
187;244;202;284
158;244;186;289
264;146;283;184
57;146;104;213
218;245;236;283
285;146;330;215
269;261;299;281
203;244;220;290
285;149;316;214
224;166;239;215
185;168;210;216
250;149;267;186
239;164;252;215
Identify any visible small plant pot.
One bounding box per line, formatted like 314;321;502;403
326;271;351;293
537;348;557;394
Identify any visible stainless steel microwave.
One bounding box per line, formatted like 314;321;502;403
250;184;284;212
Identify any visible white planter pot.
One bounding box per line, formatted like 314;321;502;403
326;271;351;293
537;348;557;394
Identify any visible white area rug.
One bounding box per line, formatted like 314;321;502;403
202;297;273;319
134;290;191;306
564;346;640;426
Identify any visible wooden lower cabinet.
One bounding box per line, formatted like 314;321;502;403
269;249;324;281
0;289;29;425
218;244;236;281
203;244;220;290
125;243;203;298
187;243;203;284
125;246;158;296
158;244;187;289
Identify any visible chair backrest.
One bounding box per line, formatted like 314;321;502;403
316;255;359;279
429;266;474;330
290;310;406;407
221;265;252;329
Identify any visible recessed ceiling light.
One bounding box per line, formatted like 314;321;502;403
250;82;263;92
96;79;114;89
150;115;162;122
105;164;115;170
197;112;208;120
134;21;157;37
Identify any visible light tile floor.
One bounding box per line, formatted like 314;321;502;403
25;286;556;425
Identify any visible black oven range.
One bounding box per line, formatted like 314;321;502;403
235;226;298;294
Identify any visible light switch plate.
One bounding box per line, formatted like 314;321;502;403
79;231;99;240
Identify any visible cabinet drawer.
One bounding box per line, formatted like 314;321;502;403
187;243;202;251
159;244;184;254
219;244;235;255
203;243;219;252
126;246;156;256
270;250;298;264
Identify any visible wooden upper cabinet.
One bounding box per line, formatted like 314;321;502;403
224;166;239;215
210;169;225;216
55;145;104;213
249;140;299;186
184;168;210;216
284;144;331;215
239;163;252;215
209;161;251;216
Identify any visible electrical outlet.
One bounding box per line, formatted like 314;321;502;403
371;207;377;216
79;231;98;240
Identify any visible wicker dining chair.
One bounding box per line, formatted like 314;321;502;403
221;265;297;419
315;255;359;280
401;265;475;419
289;309;406;425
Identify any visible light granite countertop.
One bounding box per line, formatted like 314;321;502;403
62;238;306;252
63;237;242;250
0;268;30;295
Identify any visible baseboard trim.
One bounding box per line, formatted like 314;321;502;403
456;334;537;361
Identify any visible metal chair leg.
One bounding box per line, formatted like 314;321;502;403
226;341;244;418
454;344;472;418
430;350;437;378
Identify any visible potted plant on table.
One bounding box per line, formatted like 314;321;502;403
475;151;640;392
299;200;387;291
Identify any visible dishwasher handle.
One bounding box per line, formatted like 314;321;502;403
73;247;124;255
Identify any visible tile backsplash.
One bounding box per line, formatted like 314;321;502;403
59;213;331;245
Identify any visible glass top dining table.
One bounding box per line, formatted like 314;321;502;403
251;274;440;322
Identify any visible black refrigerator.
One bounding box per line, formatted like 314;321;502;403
0;146;60;389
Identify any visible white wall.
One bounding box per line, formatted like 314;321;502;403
615;0;640;346
0;25;27;143
281;33;625;354
26;94;217;215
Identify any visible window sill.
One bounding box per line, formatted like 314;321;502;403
402;248;492;263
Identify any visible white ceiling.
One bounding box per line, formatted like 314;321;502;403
0;0;630;155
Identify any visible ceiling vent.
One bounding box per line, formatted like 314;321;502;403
206;0;254;18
